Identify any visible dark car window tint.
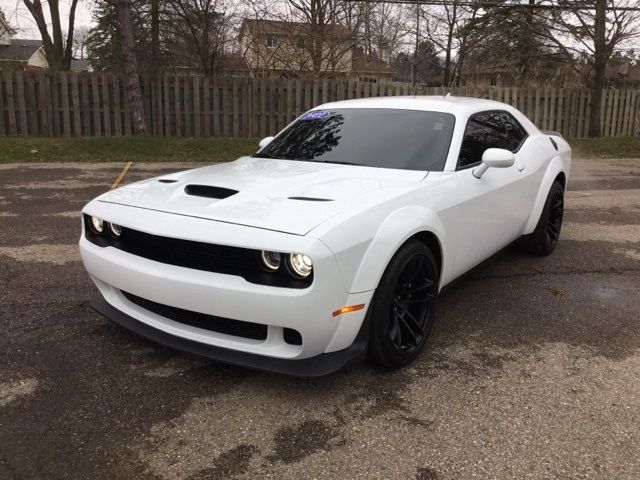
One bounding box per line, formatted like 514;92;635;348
254;108;456;172
457;111;528;169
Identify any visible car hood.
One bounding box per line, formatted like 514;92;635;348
99;157;427;235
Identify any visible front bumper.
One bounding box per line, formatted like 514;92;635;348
80;202;374;373
90;292;369;377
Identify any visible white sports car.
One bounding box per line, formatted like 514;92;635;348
80;96;571;376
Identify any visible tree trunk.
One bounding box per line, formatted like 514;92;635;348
22;0;78;70
589;0;607;138
150;0;160;75
117;0;147;134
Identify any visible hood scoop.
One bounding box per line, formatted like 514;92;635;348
288;196;333;202
185;184;238;199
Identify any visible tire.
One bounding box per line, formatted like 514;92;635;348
368;240;439;369
519;181;565;256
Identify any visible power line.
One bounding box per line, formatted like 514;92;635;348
342;0;640;11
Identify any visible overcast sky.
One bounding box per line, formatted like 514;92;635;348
1;0;93;39
2;0;639;54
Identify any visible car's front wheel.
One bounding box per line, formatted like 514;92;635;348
367;240;439;369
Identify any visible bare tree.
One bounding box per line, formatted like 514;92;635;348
22;0;80;70
0;7;16;42
362;3;407;62
73;26;90;59
164;0;232;76
538;0;640;136
286;0;353;75
422;1;474;86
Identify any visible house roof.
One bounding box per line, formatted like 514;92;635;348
240;19;353;40
0;39;43;62
352;51;392;75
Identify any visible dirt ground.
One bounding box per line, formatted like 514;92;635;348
0;158;639;480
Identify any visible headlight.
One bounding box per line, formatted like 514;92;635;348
261;250;282;271
288;253;313;278
109;223;122;237
90;216;104;234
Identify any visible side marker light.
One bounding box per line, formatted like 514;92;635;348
332;304;366;317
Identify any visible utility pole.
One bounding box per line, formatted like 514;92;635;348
412;3;420;85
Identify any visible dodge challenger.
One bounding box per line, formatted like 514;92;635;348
80;96;571;376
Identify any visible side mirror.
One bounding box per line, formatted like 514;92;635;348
258;136;274;150
473;148;515;179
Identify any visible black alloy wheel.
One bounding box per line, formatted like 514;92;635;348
545;187;564;249
368;240;439;368
390;254;437;354
519;180;565;256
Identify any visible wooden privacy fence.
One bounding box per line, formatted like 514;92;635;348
1;71;639;138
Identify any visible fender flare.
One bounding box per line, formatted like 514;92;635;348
348;206;447;294
523;156;567;235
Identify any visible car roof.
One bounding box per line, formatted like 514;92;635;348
314;95;512;116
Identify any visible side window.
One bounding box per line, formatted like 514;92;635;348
457;111;528;169
499;112;528;151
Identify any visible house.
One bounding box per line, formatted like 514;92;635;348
239;19;353;78
460;54;582;88
0;39;48;71
220;53;250;77
351;48;392;83
238;18;391;82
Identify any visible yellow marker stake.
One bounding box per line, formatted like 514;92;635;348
111;161;133;189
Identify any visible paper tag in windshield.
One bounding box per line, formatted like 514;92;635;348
301;110;331;121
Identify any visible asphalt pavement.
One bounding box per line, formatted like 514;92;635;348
0;158;639;480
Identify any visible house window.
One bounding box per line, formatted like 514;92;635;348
265;37;278;48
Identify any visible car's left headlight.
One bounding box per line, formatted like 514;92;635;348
288;253;313;278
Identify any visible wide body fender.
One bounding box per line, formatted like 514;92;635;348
523;153;571;235
341;206;448;294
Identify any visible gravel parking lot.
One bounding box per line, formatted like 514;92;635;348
1;158;639;480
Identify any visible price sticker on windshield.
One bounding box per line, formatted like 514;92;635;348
301;110;331;121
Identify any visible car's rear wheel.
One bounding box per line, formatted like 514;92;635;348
367;240;439;369
519;181;564;256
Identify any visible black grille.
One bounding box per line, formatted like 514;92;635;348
83;215;312;289
122;291;268;340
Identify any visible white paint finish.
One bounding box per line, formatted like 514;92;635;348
99;157;426;236
80;96;571;362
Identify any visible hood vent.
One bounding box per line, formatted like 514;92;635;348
158;179;178;183
288;196;333;202
185;184;238;199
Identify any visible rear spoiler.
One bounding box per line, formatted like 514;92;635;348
541;130;563;138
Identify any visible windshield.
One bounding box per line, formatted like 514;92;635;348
254;108;455;171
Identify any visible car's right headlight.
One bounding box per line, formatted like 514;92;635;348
288;253;313;278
